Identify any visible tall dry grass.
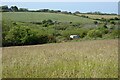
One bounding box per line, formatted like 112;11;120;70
2;39;118;78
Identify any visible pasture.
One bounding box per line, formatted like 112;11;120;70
77;14;117;19
2;12;94;24
2;39;118;78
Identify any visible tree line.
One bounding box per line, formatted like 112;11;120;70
0;5;28;12
0;5;74;14
0;5;117;15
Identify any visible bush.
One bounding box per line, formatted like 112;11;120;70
97;25;109;34
2;25;58;46
114;17;119;20
94;21;98;25
42;19;54;25
102;30;119;39
110;30;119;38
87;29;102;38
3;26;37;46
110;21;116;25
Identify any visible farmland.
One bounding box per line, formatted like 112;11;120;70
2;12;94;23
2;39;118;78
77;13;117;19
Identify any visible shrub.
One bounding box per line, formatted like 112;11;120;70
42;19;54;25
3;26;56;46
110;21;116;25
3;26;37;46
87;29;102;38
47;35;56;43
97;25;109;34
94;21;98;25
114;17;119;20
110;30;119;38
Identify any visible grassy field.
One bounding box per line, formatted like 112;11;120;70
2;12;94;24
0;48;2;78
2;39;118;78
77;14;117;19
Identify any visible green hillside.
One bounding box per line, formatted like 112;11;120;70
2;12;94;24
2;12;118;47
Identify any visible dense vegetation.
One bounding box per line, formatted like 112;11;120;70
1;5;119;47
2;12;119;47
1;5;118;78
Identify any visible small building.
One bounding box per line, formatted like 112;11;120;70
70;35;80;39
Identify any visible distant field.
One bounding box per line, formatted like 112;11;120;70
2;39;118;78
2;12;94;24
77;14;117;19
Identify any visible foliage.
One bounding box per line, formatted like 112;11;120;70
110;21;116;25
19;8;28;12
94;21;98;25
62;28;89;40
2;12;118;46
10;6;18;12
2;25;56;46
110;30;119;38
87;29;102;38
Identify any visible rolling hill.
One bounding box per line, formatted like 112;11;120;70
2;12;94;24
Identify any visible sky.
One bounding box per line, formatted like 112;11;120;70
1;2;118;14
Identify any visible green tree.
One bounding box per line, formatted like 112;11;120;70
19;8;28;12
10;6;18;12
3;26;38;46
74;11;80;14
0;5;9;12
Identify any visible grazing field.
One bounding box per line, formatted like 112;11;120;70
2;12;94;24
2;39;118;78
77;14;117;19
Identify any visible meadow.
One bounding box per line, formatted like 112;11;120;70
2;12;94;24
77;14;117;19
1;10;119;78
2;39;118;78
